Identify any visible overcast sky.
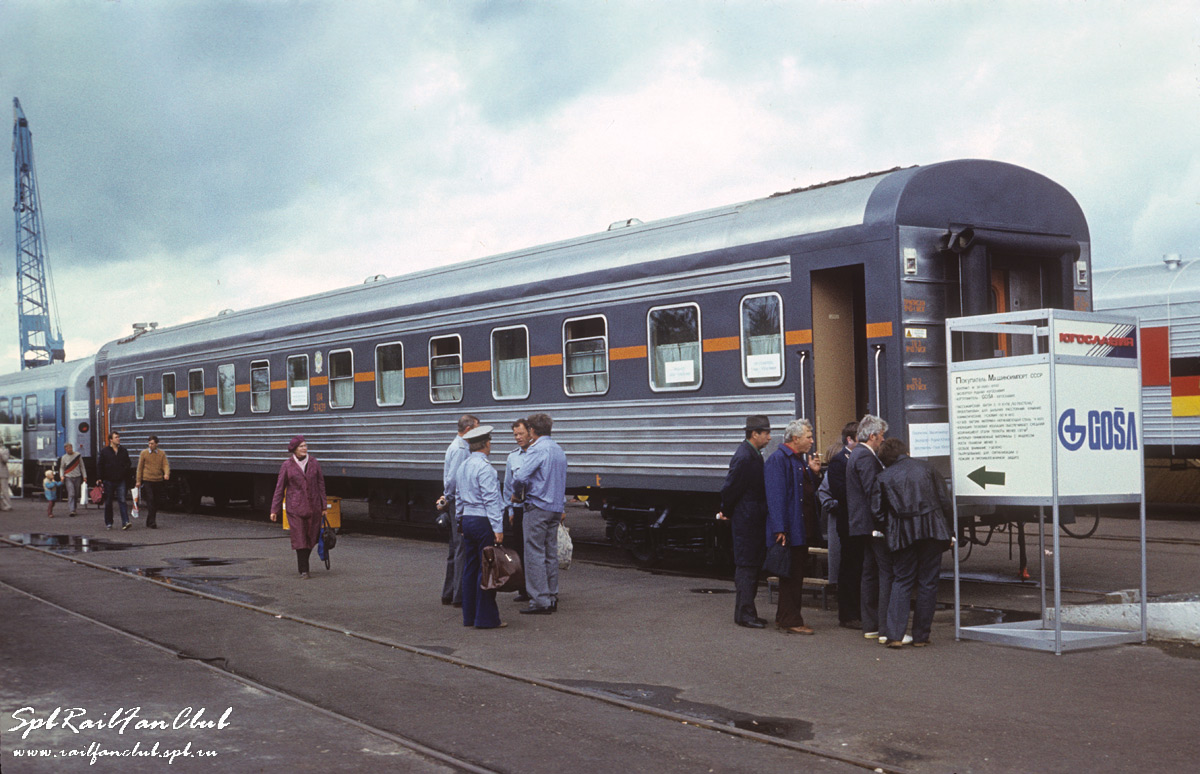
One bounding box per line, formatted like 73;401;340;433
0;0;1197;368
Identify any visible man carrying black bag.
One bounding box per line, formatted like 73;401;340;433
717;415;773;629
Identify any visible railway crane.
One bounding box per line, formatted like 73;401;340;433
12;98;66;369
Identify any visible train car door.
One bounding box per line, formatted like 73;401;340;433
810;266;868;453
55;388;67;456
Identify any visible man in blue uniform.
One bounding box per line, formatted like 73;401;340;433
718;415;773;628
513;412;568;615
455;425;506;629
438;414;478;606
502;418;533;603
765;419;820;634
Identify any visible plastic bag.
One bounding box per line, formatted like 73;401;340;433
557;522;573;570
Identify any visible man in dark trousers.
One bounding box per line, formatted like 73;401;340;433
718;415;773;628
98;430;132;530
437;415;479;606
845;414;889;640
820;421;861;628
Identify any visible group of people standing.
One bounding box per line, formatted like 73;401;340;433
721;413;953;648
439;413;567;629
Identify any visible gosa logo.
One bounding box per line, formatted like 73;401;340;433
1057;408;1138;452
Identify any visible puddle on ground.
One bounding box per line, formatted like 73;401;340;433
938;602;1041;627
690;588;735;595
114;558;267;605
557;680;813;742
6;533;136;552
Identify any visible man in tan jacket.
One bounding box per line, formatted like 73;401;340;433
136;435;170;529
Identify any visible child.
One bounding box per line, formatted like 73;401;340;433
43;470;61;518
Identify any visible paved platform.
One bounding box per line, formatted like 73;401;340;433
2;498;1199;773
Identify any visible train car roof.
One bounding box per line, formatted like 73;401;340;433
1094;259;1200;311
98;158;1087;365
0;356;96;390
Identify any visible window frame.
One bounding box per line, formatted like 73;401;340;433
562;315;610;397
328;348;355;409
0;397;9;424
250;360;271;413
374;342;405;407
428;334;463;404
646;302;704;393
217;363;236;415
162;373;176;418
11;397;23;427
739;291;786;388
188;369;205;417
25;395;37;429
287;355;310;411
490;324;531;401
135;377;145;419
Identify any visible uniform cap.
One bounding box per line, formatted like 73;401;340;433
463;425;494;442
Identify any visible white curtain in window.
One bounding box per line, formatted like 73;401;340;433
378;370;404;404
653;342;700;386
495;359;528;397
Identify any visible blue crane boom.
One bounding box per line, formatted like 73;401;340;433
12;98;66;369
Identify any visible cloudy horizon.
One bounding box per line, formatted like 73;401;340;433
1;0;1197;368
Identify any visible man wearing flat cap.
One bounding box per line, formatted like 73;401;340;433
454;425;506;629
718;415;773;628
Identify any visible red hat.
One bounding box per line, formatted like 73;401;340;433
288;435;306;452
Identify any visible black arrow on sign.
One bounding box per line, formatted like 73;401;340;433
967;466;1006;489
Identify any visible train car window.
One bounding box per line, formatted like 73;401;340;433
162;374;176;418
218;364;236;415
11;397;23;427
189;369;205;416
250;361;270;413
563;316;609;396
375;342;404;406
135;377;146;419
329;349;354;409
0;397;8;424
491;326;530;400
287;355;310;410
25;395;37;429
647;303;703;391
740;292;785;387
429;335;463;403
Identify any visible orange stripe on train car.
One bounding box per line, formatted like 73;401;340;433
702;336;739;353
109;395;135;405
463;360;490;374
406;366;429;378
355;372;375;382
146;392;162;401
235;384;250;393
610;345;647;361
866;322;893;339
204;387;217;396
270;381;286;390
531;353;563;367
786;329;813;345
310;376;328;387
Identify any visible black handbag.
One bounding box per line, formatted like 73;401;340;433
763;542;792;578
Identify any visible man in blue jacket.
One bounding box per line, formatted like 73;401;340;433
765;419;820;634
513;412;568;615
718;415;773;629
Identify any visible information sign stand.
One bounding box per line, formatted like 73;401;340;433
946;309;1147;654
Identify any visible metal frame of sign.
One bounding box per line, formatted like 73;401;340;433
946;308;1147;655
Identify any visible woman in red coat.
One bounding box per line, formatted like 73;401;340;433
269;436;327;579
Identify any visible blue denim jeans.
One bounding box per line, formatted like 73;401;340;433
103;480;129;526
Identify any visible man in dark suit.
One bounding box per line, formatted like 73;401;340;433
845;414;889;640
821;421;861;628
718;415;773;628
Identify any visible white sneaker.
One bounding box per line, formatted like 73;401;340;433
864;631;880;639
878;635;888;644
902;634;913;645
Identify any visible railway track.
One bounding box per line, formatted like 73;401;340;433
1;536;910;774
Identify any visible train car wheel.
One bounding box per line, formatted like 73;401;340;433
629;541;659;567
1061;506;1100;538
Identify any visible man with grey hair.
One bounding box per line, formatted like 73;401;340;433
438;414;479;606
845;414;891;640
764;418;822;634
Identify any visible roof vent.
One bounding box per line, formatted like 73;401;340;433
607;218;643;231
364;274;387;283
1164;253;1182;270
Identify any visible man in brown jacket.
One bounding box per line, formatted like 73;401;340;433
136;435;170;529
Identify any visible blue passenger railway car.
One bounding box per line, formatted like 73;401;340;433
0;356;96;493
0;160;1092;560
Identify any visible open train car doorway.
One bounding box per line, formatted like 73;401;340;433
811;265;867;453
